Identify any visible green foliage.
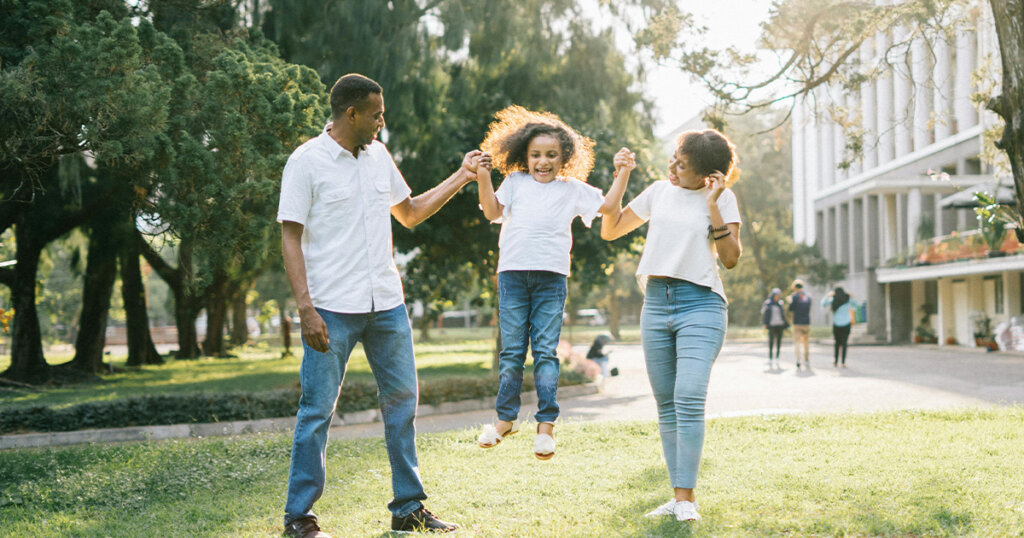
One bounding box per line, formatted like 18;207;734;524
973;191;1014;251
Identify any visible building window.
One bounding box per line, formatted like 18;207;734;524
985;275;1004;315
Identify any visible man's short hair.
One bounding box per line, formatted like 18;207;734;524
330;74;382;119
792;279;805;290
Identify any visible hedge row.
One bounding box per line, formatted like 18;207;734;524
0;371;588;435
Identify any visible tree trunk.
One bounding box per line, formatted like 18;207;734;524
121;229;163;367
202;270;229;356
230;284;248;347
68;218;118;373
280;310;293;357
2;226;48;384
418;306;432;342
989;0;1024;241
608;287;621;340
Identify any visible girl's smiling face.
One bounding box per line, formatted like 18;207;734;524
667;148;705;190
527;134;564;183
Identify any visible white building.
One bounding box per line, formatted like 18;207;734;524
791;4;1018;347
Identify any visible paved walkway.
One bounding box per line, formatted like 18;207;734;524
329;341;1024;441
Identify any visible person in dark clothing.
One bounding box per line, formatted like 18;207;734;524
586;333;615;377
822;287;858;367
787;279;813;369
761;288;788;367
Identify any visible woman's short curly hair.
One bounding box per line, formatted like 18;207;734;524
480;105;595;181
677;129;739;184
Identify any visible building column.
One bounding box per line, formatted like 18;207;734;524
862;195;874;268
860;41;878;170
792;102;806;244
875;32;895;165
933;192;945;237
884;193;899;261
820;89;836;188
804;104;820;246
954;29;978;132
911;38;933;152
893;26;913;156
933;37;954;141
833;88;847;182
851;198;863;271
906;188;923;252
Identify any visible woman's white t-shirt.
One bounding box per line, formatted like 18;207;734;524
493;171;605;276
627;180;741;302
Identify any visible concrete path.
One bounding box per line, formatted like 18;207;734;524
330;341;1024;441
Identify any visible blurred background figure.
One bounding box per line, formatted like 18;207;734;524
788;279;813;369
761;288;788;368
586;333;616;378
822;287;859;368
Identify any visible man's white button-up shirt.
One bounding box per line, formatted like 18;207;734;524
277;129;412;314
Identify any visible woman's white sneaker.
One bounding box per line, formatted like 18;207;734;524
644;499;678;518
673;500;701;521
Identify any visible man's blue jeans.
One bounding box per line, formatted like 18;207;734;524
284;305;425;525
641;278;727;489
496;270;566;424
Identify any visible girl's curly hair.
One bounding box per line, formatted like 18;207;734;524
480;105;595;181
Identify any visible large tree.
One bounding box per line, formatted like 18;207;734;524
1;2;172;383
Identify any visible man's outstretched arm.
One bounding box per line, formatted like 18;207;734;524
391;150;487;229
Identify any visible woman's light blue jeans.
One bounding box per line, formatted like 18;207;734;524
641;278;727;489
496;270;567;424
284;305;425;525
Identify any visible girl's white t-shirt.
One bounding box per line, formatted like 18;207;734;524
493;171;605;275
627;180;742;302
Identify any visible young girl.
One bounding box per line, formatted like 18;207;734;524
472;105;616;460
601;129;742;522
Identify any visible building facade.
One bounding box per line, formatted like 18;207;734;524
791;3;1019;347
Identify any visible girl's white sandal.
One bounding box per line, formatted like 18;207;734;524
533;422;555;460
477;421;518;448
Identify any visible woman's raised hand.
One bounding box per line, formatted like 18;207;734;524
705;170;727;203
613;147;636;175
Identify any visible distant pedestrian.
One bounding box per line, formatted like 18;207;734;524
788;279;813;369
586;333;614;378
761;288;787;367
822;287;858;367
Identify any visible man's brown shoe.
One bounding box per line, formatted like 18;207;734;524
283;516;331;538
391;507;459;533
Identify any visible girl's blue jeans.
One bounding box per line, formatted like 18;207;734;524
496;270;567;424
284;305;425;525
641;277;727;489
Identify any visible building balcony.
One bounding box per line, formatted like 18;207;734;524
877;229;1024;284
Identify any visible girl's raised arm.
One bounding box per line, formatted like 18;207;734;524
475;154;503;221
600;147;644;240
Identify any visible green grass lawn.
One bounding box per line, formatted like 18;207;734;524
2;408;1022;537
0;339;494;410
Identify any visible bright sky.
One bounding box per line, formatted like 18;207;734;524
621;2;774;137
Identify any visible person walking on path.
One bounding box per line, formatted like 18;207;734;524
822;287;858;367
472;105;615;461
600;129;742;523
788;279;813;369
277;73;482;537
761;288;788;368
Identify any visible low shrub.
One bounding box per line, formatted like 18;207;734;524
0;371;588;434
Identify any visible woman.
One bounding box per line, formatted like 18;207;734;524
601;130;742;522
761;288;788;366
822;287;857;367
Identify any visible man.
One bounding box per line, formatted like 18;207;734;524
278;73;485;537
788;279;813;369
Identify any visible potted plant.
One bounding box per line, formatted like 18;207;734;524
914;304;938;344
972;312;998;350
974;192;1015;257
